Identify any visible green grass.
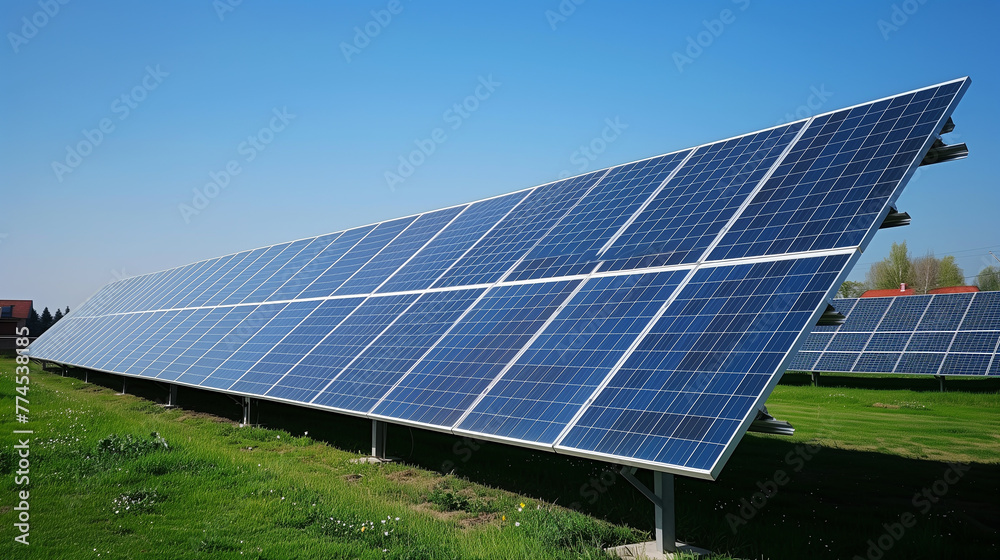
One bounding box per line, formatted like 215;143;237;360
1;359;997;559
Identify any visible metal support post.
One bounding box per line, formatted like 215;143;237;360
61;365;67;377
122;377;127;394
654;471;676;554
242;397;252;426
620;467;676;555
372;420;387;460
168;384;178;407
935;375;945;392
811;371;820;387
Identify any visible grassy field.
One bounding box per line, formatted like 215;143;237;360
0;359;997;559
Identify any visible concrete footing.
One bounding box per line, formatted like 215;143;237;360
606;541;712;559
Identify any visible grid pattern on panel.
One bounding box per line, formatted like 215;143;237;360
795;291;999;376
710;81;964;260
432;172;604;288
297;218;416;300
156;306;258;381
28;78;971;479
227;298;363;395
372;280;581;427
175;303;288;386
558;254;849;472
265;227;372;301
200;301;323;389
335;207;463;296
458;270;686;444
221;240;307;305
313;288;486;413
244;234;341;303
601;123;803;271
377;193;527;293
508;151;690;281
265;294;419;403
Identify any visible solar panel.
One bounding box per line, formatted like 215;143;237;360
795;291;999;376
29;78;970;479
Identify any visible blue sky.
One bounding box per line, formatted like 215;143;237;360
2;0;998;311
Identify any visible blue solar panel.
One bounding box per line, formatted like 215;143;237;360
378;193;527;293
265;227;371;301
220;240;305;305
200;300;323;390
176;303;288;386
601;124;804;271
507;152;691;281
28;78;971;478
297;218;416;299
372;280;580;427
457;270;686;444
432;172;604;288
312;288;486;413
710;81;965;260
795;291;999;376
557;254;849;474
228;298;363;395
244;233;341;303
335;207;463;296
265;294;418;403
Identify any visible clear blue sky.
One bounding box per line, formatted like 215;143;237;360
2;0;998;312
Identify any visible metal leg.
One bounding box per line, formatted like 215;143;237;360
242;397;252;425
372;420;387;460
811;371;820;387
935;375;945;392
168;384;178;407
654;471;676;554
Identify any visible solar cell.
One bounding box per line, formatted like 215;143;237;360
28;78;971;478
795;291;999;376
371;280;581;427
557;254;850;475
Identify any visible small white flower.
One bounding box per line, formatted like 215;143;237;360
515;522;520;527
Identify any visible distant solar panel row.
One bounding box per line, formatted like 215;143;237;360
791;291;1000;376
29;78;969;479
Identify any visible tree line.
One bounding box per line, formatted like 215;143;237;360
27;306;70;336
838;241;1000;298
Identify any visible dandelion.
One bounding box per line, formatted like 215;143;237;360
502;515;506;521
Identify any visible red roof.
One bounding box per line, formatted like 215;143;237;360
928;285;979;294
861;288;915;297
0;300;32;320
860;286;979;298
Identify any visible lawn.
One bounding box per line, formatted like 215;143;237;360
1;358;997;559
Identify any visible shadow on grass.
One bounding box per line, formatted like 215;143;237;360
63;366;1000;560
781;371;1000;393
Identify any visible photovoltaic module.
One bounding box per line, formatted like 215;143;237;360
28;78;970;479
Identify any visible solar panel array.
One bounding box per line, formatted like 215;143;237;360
791;291;1000;376
28;78;969;479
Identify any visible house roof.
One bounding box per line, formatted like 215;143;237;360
0;300;33;320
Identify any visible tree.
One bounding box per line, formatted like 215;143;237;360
53;308;64;323
938;256;965;288
39;307;53;334
977;266;1000;291
866;241;911;290
910;253;939;294
27;307;40;335
837;280;868;298
65;306;70;316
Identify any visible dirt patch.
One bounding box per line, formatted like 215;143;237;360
342;474;363;484
0;506;10;514
387;468;419;482
458;512;498;529
411;502;462;522
174;410;230;423
872;403;900;409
